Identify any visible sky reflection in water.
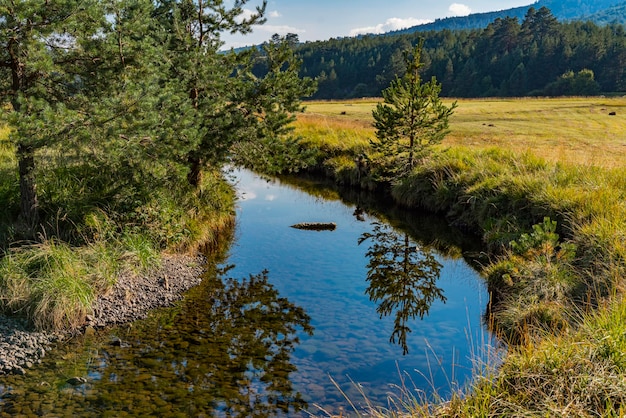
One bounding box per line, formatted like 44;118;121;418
226;169;495;412
0;168;496;417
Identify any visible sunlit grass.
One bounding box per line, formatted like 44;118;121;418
294;114;373;153
298;97;626;168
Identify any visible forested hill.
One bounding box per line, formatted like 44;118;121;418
291;7;626;99
393;0;625;34
588;3;626;25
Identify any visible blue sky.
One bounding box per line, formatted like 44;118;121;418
222;0;537;49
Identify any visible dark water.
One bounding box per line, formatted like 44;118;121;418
0;169;496;417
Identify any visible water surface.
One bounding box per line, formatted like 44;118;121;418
225;169;494;413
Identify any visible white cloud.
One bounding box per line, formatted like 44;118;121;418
448;3;472;17
350;17;432;36
238;190;257;201
258;24;305;35
234;8;303;36
237;8;257;22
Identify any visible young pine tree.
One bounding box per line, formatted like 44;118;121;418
371;40;457;182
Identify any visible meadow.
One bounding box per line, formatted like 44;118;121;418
297;97;626;168
290;97;626;417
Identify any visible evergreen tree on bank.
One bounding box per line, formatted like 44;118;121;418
0;0;314;241
371;41;456;182
0;0;315;331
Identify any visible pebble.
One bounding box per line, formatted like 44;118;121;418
0;253;206;375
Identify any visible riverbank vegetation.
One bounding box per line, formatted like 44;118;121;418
243;97;626;416
0;1;313;332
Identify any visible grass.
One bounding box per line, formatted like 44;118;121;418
0;124;236;331
297;97;626;168
289;97;626;417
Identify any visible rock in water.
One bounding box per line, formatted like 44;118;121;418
290;222;337;231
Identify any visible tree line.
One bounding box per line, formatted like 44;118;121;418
295;7;626;99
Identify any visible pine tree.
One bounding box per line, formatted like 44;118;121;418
371;40;457;182
229;34;317;174
0;0;106;234
152;0;269;188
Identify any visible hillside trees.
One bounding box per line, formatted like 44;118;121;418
295;6;626;99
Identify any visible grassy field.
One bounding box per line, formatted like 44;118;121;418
298;97;626;168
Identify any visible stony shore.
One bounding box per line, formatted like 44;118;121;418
0;253;206;375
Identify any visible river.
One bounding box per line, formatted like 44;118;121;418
0;168;496;417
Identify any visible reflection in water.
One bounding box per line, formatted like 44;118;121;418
0;267;313;417
359;222;445;355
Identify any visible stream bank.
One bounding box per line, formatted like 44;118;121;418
0;253;206;375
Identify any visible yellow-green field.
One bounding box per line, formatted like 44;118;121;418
298;97;626;167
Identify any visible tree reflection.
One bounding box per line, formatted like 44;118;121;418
359;222;445;354
8;268;315;417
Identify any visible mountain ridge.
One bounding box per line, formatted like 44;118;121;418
391;0;626;35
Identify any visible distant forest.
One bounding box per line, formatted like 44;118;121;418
274;7;626;99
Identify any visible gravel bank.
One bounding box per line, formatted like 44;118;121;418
0;253;206;375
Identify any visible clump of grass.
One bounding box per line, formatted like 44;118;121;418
0;240;101;330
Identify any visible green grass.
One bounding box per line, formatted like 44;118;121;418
290;98;626;417
0;126;18;245
0;123;236;331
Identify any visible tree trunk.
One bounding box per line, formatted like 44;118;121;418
187;153;202;188
17;143;39;232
